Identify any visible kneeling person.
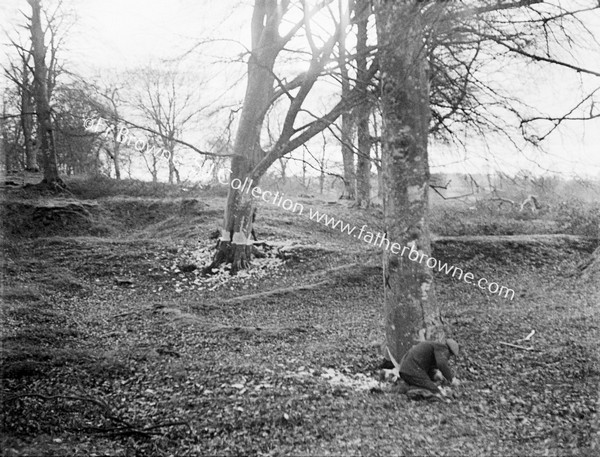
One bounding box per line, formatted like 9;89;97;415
399;339;460;396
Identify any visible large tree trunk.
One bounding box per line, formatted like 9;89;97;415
339;3;356;200
21;61;39;172
28;0;62;187
375;1;444;363
355;0;371;208
207;0;279;273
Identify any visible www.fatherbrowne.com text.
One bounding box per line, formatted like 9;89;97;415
217;170;515;301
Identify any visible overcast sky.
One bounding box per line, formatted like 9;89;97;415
1;0;599;179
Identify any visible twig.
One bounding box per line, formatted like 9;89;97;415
499;342;534;351
137;420;190;432
516;330;535;342
10;393;188;438
110;310;142;319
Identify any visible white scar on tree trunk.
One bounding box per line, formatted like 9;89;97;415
232;232;253;245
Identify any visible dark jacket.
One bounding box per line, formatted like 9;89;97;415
399;341;454;381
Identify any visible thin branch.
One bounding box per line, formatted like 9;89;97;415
119;119;234;159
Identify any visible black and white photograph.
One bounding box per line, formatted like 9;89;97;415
1;0;599;455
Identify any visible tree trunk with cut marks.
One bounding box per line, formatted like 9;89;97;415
207;0;279;273
375;0;444;363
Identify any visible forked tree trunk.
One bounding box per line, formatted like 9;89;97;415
375;0;444;362
207;0;279;273
28;0;62;187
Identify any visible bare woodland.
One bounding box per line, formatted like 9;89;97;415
1;0;599;455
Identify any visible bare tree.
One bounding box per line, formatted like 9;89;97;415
52;81;106;176
354;0;371;208
130;65;202;184
375;0;600;361
75;79;127;179
3;48;40;173
3;0;73;180
27;0;63;186
338;0;356;200
207;0;378;273
1;87;24;172
375;1;441;362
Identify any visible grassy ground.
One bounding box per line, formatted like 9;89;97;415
1;179;599;456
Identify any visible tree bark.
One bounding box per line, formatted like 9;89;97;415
28;0;62;187
278;157;287;185
111;141;121;180
168;148;180;184
319;166;325;194
21;61;39;172
375;0;444;363
355;0;371;208
339;4;356;200
1;98;14;173
0;112;6;174
340;112;356;199
208;0;280;273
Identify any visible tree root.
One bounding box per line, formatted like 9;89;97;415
219;280;330;304
6;392;189;438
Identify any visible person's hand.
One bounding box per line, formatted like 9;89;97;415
438;386;452;397
432;370;445;383
451;377;461;387
380;369;399;383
